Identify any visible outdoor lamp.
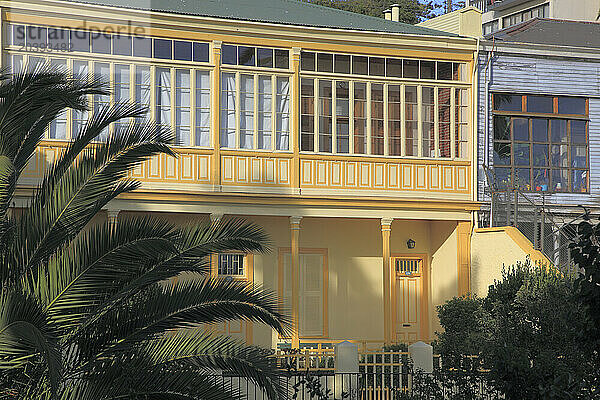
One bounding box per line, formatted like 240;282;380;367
406;239;416;249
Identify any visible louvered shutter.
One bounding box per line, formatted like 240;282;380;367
299;254;323;337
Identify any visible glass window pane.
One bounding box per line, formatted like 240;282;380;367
437;62;453;80
558;97;586;115
91;32;111;54
222;44;237;65
133;37;151;57
27;26;47;47
369;57;385;76
317;53;333;72
493;116;511;140
336;81;350;154
571;120;587;144
174;40;192;61
301;51;315;71
193;42;209;62
334;54;350;74
257;48;273;68
275;49;289;69
154;39;172;59
532;169;549;192
71;30;90;52
494;167;511;189
238;46;256;66
420;61;435;79
48;28;69;50
113;34;132;56
516;168;531;190
493;142;511;166
403;60;418;78
527;95;553;113
494;94;521;112
532;144;549;166
514;143;530;166
352;56;368;75
12;25;25;47
532;118;548;142
550;145;568;168
572;170;588;192
550;119;567;143
386;58;402;78
552;169;568;192
572;145;587;168
513;118;529;141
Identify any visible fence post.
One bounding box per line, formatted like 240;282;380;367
334;341;359;399
408;341;433;374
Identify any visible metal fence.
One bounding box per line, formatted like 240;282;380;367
482;167;589;276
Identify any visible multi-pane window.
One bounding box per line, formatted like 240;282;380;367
221;45;289;69
301;78;315;152
135;65;151;124
319;80;333;153
493;94;589;193
336;81;350;153
220;71;291;151
422;87;435;157
405;86;418;156
371;84;384;155
218;254;245;277
72;60;89;138
388;85;401;156
438;88;451;158
275;77;290;150
156;67;172;130
196;71;211;147
301;51;468;81
353;83;367;154
455;89;469;158
114;64;130;132
502;3;548;30
8;23;210;62
49;58;67;139
175;70;191;146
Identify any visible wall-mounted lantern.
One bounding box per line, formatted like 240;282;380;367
406;239;416;249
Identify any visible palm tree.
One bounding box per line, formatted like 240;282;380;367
0;67;290;400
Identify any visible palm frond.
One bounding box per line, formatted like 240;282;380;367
0;290;61;396
8;121;174;286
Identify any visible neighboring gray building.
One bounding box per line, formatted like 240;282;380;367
478;18;600;266
469;0;599;35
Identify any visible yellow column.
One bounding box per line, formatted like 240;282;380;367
291;48;301;193
381;217;393;344
457;221;472;296
290;216;302;348
107;209;120;228
211;41;222;189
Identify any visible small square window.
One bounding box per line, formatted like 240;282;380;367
275;49;289;69
334;54;350;74
113;34;132;56
558;97;586;115
352;56;368;75
403;60;419;78
369;57;385;76
91;32;111;54
238;46;255;66
48;28;70;50
437;62;453;80
12;25;26;46
317;53;333;72
494;94;522;112
133;37;152;57
27;26;47;47
386;58;402;77
153;39;172;59
217;254;245;276
193;42;209;62
301;51;315;71
70;30;90;52
174;40;192;61
222;44;237;64
527;95;553;113
420;61;435;79
257;48;273;68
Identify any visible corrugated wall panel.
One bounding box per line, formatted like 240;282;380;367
477;52;600;209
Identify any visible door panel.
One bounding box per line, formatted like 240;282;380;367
394;258;423;343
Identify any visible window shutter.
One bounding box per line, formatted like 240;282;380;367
299;254;323;337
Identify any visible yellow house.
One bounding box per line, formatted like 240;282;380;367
5;0;481;350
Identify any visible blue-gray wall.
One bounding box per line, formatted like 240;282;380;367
477;51;600;209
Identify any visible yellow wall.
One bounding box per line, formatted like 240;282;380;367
470;227;551;298
418;7;483;38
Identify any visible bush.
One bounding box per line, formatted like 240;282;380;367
436;259;596;400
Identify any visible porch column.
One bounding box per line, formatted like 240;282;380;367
290;216;302;348
381;217;394;344
107;209;120;228
457;221;472;296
